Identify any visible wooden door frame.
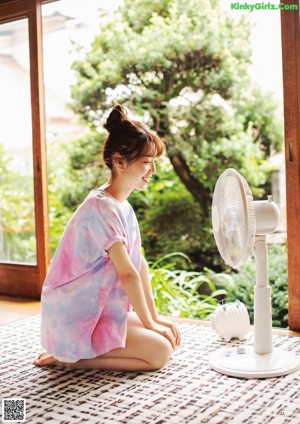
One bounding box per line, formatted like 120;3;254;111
281;0;300;331
0;0;50;298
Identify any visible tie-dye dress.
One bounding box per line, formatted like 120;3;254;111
40;188;142;363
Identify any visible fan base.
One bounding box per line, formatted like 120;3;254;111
209;346;300;379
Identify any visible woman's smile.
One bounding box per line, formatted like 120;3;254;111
142;175;151;184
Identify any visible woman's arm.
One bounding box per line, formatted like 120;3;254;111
140;255;181;347
108;242;177;348
139;255;159;320
108;242;153;328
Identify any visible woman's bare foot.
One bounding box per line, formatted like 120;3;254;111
34;352;58;367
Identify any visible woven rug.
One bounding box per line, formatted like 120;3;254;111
1;316;300;424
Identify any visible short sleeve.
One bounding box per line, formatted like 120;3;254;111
102;235;127;256
94;195;128;257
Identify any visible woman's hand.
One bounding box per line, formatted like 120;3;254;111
151;317;181;349
145;322;178;350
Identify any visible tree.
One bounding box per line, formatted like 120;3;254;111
69;0;283;267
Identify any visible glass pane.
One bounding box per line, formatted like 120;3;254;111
0;19;36;264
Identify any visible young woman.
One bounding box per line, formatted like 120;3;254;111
34;104;181;371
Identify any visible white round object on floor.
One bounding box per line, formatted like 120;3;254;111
209;346;300;379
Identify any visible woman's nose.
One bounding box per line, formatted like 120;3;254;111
150;161;156;174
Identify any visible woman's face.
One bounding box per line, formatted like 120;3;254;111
124;156;157;191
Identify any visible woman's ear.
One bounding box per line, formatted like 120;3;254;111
113;154;126;171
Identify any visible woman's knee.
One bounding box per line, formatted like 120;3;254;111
126;325;173;370
147;337;173;370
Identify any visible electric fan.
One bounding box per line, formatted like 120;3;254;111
209;168;300;378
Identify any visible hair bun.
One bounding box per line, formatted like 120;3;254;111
104;104;141;134
104;104;128;133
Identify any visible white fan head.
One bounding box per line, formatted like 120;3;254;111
212;168;256;269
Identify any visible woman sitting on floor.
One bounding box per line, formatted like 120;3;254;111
34;104;181;371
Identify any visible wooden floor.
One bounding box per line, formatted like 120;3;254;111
0;295;41;325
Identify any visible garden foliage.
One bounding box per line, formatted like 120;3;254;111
148;252;226;319
216;244;288;328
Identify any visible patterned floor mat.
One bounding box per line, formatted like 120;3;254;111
1;316;300;423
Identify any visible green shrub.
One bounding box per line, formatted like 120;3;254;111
139;184;218;271
149;252;226;319
212;244;288;328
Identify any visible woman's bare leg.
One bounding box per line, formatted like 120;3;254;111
74;325;172;371
34;313;173;371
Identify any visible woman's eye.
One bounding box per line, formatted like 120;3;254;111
142;159;157;165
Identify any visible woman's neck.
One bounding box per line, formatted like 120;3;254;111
101;179;132;203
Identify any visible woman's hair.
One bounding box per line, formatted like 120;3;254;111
102;104;165;171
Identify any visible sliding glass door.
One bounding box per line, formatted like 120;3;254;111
0;0;50;298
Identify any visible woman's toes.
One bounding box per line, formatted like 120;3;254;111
34;352;57;366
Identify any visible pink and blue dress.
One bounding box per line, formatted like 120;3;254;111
41;188;142;363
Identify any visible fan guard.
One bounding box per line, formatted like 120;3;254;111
212;168;255;269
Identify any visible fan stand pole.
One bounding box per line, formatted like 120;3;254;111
209;234;300;379
253;235;273;354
